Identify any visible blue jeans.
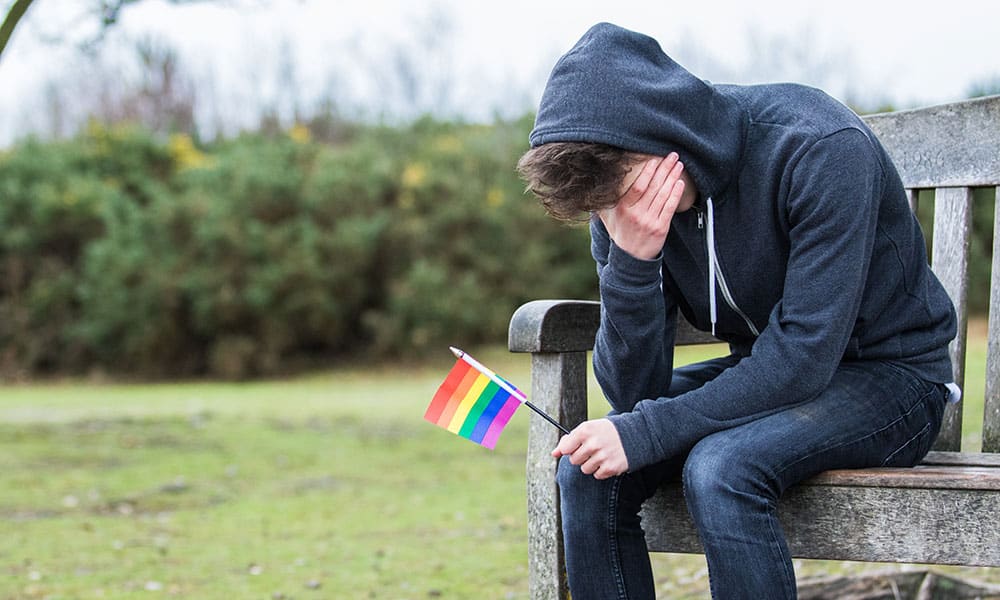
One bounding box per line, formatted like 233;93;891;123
557;355;948;599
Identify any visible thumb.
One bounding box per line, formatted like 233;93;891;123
551;431;580;457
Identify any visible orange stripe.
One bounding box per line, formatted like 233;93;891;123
447;373;490;432
435;364;482;427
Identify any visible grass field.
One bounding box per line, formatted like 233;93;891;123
1;327;997;599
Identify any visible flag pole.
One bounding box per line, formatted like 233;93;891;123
450;347;570;435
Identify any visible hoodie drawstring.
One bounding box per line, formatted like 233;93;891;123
702;197;762;338
706;197;718;337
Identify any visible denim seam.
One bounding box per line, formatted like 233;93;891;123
764;503;798;598
606;476;629;599
773;380;937;478
880;421;931;466
879;360;937;396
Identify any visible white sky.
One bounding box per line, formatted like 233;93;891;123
1;0;999;144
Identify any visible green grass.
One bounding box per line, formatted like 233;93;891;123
1;330;996;599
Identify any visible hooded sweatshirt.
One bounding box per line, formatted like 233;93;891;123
529;22;957;472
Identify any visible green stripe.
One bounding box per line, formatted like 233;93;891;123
459;380;500;438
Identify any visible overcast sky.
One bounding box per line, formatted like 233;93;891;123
2;0;999;144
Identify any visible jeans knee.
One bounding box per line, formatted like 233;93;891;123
682;441;776;527
556;456;613;535
556;455;597;506
682;447;726;508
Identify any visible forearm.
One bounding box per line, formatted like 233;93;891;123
593;241;676;413
608;342;833;471
586;155;687;412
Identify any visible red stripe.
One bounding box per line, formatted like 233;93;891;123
424;359;472;424
436;367;483;427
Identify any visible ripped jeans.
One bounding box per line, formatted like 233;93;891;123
557;356;948;599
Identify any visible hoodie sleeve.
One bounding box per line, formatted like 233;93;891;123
590;216;678;413
609;128;885;471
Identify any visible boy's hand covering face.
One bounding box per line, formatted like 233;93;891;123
598;153;686;260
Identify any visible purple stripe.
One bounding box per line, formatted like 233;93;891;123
469;387;512;444
480;396;521;449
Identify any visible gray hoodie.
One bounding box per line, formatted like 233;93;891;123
529;23;956;471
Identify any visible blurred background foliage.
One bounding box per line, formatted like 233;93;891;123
0;115;599;379
0;13;997;381
2;111;994;381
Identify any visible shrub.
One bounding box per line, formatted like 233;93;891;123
0;118;598;379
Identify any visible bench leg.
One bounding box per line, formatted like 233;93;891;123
526;352;589;600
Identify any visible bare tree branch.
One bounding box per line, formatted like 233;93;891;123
2;0;224;63
0;0;35;62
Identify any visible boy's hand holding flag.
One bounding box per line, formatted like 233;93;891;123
424;347;568;449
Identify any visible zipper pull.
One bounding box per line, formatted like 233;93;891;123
697;210;704;230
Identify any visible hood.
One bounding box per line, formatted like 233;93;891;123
529;22;746;199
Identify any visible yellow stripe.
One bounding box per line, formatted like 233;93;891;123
447;373;490;433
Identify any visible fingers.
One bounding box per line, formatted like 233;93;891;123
565;445;623;480
641;153;680;213
623;152;680;208
550;421;629;480
656;165;685;221
622;157;663;207
551;430;581;458
552;433;604;474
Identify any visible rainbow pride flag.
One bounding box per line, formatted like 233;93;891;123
424;348;525;449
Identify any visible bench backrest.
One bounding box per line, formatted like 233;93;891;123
861;96;1000;452
672;96;1000;452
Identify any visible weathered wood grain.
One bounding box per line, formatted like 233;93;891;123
509;300;599;354
508;299;717;353
863;95;1000;188
641;479;1000;566
920;450;1000;467
931;187;973;451
986;185;1000;453
797;570;1000;600
810;464;1000;490
525;352;588;600
675;314;721;345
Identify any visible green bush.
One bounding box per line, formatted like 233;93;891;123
0;117;596;379
4;115;995;380
364;117;596;356
0;125;169;375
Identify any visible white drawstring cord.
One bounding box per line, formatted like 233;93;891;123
706;197;718;337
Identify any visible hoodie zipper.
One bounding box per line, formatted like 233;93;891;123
698;205;760;337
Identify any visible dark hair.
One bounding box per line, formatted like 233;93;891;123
516;142;641;222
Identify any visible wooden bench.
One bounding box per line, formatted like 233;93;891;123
508;95;1000;599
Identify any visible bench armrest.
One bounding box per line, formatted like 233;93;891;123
508;299;601;353
509;298;720;355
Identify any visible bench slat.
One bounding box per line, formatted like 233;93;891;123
810;465;1000;490
921;450;1000;467
931;187;973;451
986;185;1000;453
863;96;1000;188
907;188;919;214
641;482;1000;566
675;314;721;345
